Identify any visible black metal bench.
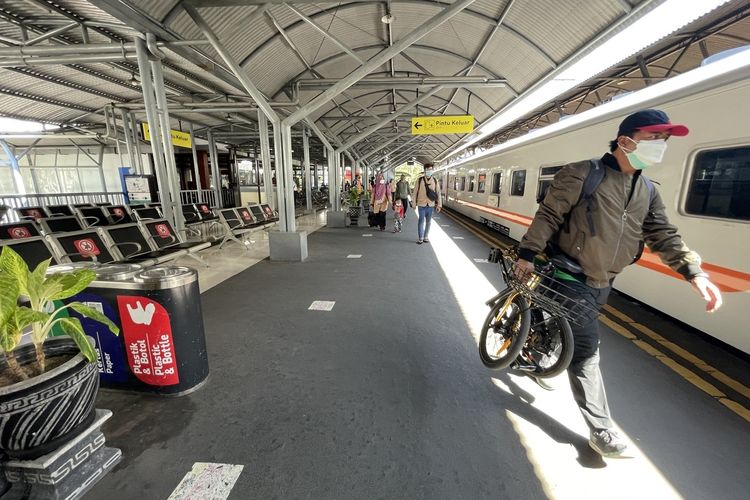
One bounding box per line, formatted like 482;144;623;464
97;223;188;266
0;221;41;241
140;219;210;267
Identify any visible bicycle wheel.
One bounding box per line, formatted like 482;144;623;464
479;292;531;369
518;308;574;378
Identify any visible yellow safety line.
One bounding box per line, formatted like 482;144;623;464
601;310;750;423
602;304;750;400
444;209;750;422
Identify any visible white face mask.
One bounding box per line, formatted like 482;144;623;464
379;179;385;184
620;137;668;169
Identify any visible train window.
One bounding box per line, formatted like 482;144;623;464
491;172;503;194
685;146;750;221
458;176;466;191
537;165;564;203
468;175;475;192
448;175;455;190
477;174;487;193
511;170;526;197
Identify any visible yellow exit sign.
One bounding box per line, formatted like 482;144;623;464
142;122;192;149
411;115;474;135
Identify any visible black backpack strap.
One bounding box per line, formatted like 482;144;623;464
582;159;606;236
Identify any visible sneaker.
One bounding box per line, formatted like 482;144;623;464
527;373;555;391
423;238;430;243
417;239;423;244
589;429;627;457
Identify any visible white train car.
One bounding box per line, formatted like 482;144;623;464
441;47;750;355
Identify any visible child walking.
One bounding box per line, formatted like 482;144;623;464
392;199;404;233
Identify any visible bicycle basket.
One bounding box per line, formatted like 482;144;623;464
498;248;598;326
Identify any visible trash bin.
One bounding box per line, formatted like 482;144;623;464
64;264;209;396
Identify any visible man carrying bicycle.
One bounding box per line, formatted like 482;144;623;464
515;109;722;457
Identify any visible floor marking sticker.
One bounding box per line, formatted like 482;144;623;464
473;258;489;263
347;254;362;258
168;462;243;500
309;300;336;311
362;234;372;237
441;224;451;227
452;236;464;240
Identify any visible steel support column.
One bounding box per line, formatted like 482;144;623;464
277;124;296;232
302;127;312;212
258;113;274;209
134;36;177;228
119;107;136;173
150;55;185;230
188;123;203;202
207;130;222;208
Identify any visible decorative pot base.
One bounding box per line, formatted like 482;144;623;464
2;409;121;500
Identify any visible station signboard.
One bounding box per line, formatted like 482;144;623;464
141;122;192;148
411;115;474;135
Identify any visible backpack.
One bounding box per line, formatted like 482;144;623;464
572;159;656;237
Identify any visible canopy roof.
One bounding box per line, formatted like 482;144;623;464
0;0;748;166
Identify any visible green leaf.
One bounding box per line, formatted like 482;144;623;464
47;270;96;301
15;306;51;328
0;246;29;296
0;313;23;353
58;317;97;363
69;302;119;336
27;258;52;302
0;272;19;325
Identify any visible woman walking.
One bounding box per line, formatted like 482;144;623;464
370;173;391;231
410;163;442;244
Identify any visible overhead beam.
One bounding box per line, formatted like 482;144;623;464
285;0;478;125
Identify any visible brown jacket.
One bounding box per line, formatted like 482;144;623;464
518;156;704;288
411;175;442;208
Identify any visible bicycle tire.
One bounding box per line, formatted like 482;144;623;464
479;293;531;369
520;308;574;378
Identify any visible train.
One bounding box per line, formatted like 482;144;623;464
439;46;750;355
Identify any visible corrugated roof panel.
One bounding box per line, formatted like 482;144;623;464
126;0;181;23
504;0;624;63
478;28;552;91
244;39;309;95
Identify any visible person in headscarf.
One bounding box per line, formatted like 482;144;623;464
370;173;391;231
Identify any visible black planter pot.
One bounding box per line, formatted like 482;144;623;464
0;337;99;460
348;205;362;224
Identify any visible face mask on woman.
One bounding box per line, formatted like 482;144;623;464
379;179;385;184
425;170;434;177
620;137;668;170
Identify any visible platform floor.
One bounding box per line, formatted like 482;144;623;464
89;210;750;500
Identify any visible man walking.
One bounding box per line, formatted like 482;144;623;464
515;109;722;457
411;163;442;244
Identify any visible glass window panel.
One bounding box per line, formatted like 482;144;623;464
0;167;15;193
33;153;55;167
477;174;487;193
21;169;36;194
58;168;82;193
468;175;475;192
33;168;61;193
458;176;466;191
685;146;750;221
511;170;526;197
79;168;104;192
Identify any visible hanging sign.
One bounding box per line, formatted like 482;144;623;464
411;115;474;135
141;122;192;148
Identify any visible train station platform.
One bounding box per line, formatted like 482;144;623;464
88;210;750;500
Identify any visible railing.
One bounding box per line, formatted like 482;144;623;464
0;192;127;222
179;189;217;207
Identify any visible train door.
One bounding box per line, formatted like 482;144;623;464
487;170;503;207
536;165;564;203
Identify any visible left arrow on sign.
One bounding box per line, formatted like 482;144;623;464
414;122;422;129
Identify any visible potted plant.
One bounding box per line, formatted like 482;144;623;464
346;186;364;225
0;246;119;460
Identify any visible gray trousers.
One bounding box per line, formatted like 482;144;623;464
560;279;615;431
